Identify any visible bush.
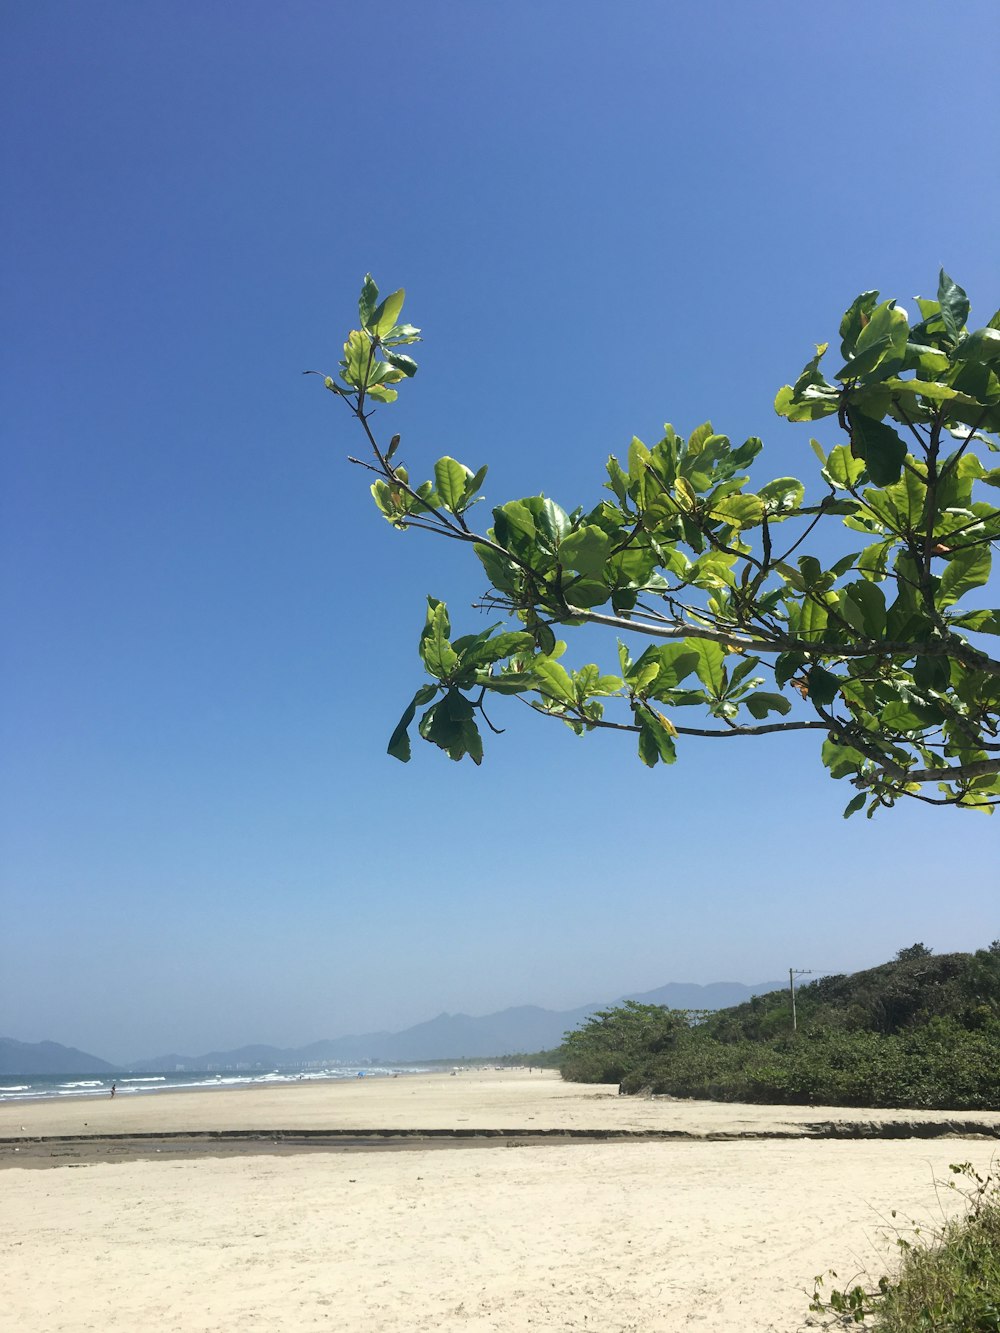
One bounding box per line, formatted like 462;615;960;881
812;1164;1000;1331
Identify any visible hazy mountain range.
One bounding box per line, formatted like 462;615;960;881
0;1037;118;1076
4;979;785;1074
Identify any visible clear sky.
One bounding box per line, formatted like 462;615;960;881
2;1;997;1065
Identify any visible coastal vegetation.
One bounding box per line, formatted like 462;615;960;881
317;273;1000;813
810;1162;1000;1332
558;945;1000;1110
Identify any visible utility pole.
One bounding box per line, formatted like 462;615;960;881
789;968;812;1032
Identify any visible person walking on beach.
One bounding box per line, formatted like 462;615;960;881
110;1082;116;1098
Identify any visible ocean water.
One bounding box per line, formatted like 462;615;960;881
0;1066;426;1105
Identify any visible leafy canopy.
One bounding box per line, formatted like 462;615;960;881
311;272;1000;815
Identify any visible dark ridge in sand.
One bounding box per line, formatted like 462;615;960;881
5;1118;1000;1168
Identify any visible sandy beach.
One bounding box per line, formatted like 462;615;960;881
4;1070;998;1331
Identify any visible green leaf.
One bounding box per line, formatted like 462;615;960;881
839;290;880;360
835;300;908;380
461;719;484;765
562;576;611;608
807;665;841;705
463;631;534;670
857;539;893;581
339;328;370;389
688;551;737;589
486;671;536;695
533;621;556;655
371;288;405;337
797;555;826;588
841;580;887;638
383;350;418;377
629;644;700;699
937;269;969;342
359;274;379;328
843;792;867;818
672;475;696;511
882;376;956;404
789;344;832;397
533;656;576;706
494;500;537;548
913;296;943;329
691;639;726;695
939;544;992;606
534;498;571;550
627;661;661;693
953;328;1000;366
847;410;907;486
902;342;950;376
628;435;652;471
434;457;473;513
724;656;757;692
464;464;488;504
605;456;630;504
418;692;483;764
874;465;927;531
573;665;622;699
913;653;951;691
773;383;839;422
730;436;764;469
822;444;866;490
370;479;397;519
880;699;942;732
774;652;805;687
744;692;792;719
637;710;678;767
822;738;866;779
386;684;438;762
758;477;805;515
381;323;421;347
708;493;764;528
687;421;714;454
474;543;520;595
558;525;613;576
419;598;459;679
950;609;1000;635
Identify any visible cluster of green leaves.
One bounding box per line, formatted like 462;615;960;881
811;1163;1000;1332
558;947;1000;1110
328;273;421;405
318;272;1000;812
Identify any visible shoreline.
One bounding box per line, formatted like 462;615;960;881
0;1062;433;1108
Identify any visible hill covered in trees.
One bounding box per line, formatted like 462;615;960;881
559;944;1000;1109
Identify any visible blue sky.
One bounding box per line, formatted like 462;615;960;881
2;1;998;1064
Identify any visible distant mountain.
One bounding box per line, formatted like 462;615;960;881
625;980;787;1011
131;980;784;1071
0;1037;118;1076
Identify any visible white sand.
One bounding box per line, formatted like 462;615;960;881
3;1071;997;1332
5;1067;999;1138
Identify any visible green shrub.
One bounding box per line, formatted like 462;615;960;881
812;1164;1000;1331
560;946;1000;1110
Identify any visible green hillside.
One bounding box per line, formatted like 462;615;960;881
559;944;1000;1109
